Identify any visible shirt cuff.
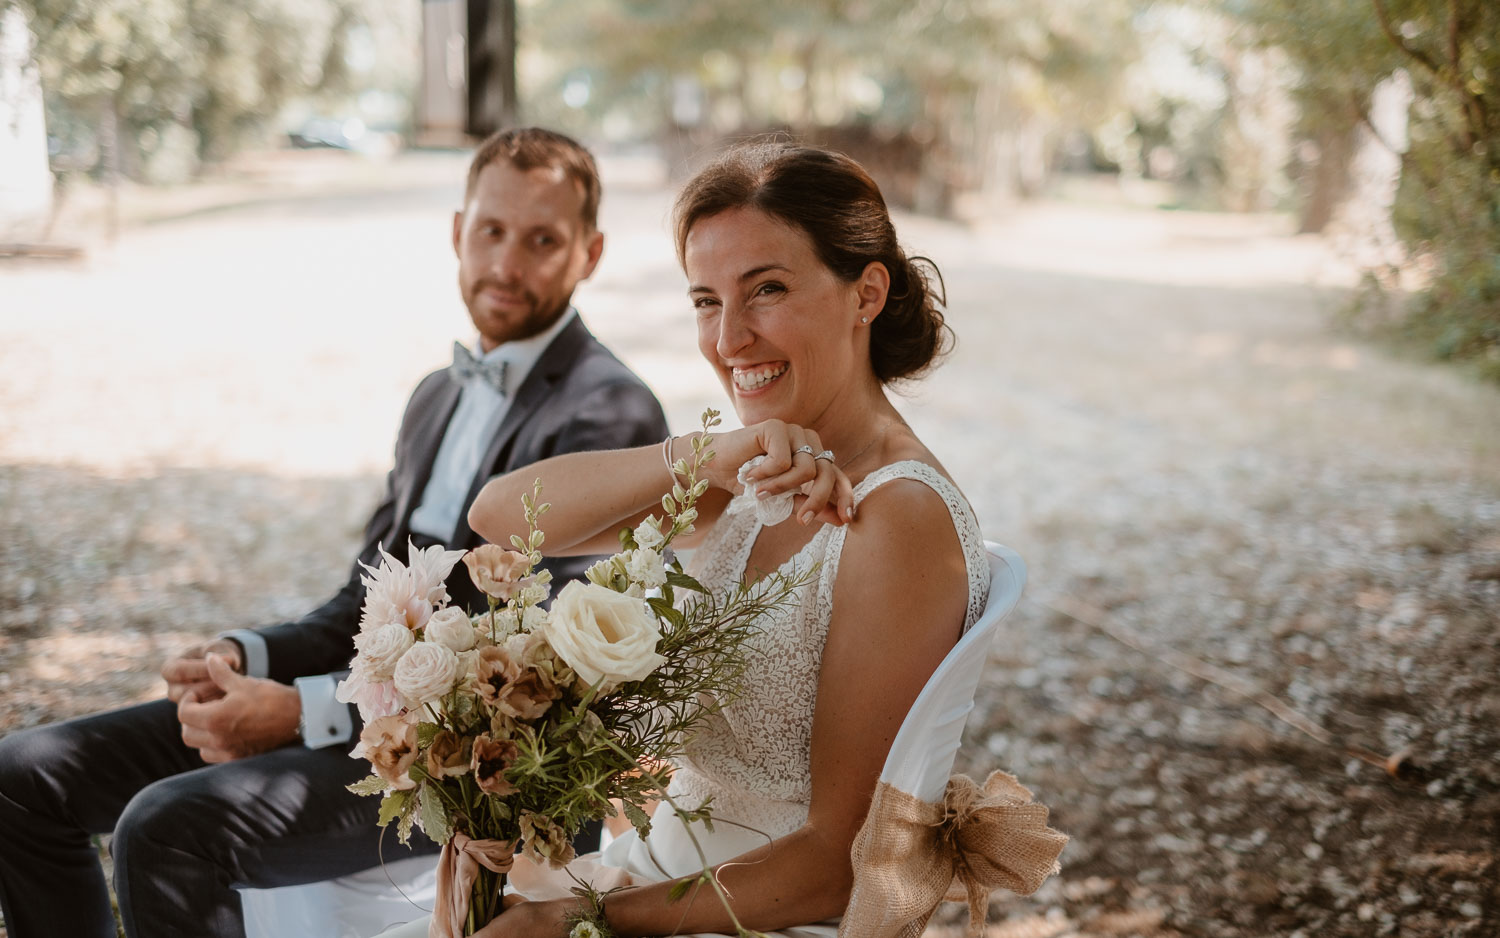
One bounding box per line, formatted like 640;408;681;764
218;629;269;678
293;675;355;749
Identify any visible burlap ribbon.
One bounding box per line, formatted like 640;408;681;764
428;832;516;938
839;771;1069;938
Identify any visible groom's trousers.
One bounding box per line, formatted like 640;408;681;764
0;697;437;938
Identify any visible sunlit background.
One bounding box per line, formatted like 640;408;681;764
1;1;1498;935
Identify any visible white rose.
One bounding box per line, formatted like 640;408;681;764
624;548;667;589
393;641;459;706
355;623;415;681
632;517;665;550
425;606;477;652
543;581;665;692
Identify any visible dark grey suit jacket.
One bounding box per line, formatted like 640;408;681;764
252;313;669;683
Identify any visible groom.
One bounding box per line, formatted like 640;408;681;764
0;128;668;938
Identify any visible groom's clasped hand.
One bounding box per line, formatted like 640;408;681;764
162;638;301;763
176;653;301;763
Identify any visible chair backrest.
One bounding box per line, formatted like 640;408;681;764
877;541;1025;802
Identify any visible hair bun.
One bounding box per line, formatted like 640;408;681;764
673;142;954;385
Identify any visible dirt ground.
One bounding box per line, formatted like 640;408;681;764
2;149;1497;937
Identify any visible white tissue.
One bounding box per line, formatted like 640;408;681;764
737;456;796;526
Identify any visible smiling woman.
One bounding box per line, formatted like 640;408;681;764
449;142;1063;938
676;145;951;393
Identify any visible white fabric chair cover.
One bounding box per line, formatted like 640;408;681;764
879;541;1025;801
239;852;436;938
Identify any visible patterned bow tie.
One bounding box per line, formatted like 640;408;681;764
447;342;508;396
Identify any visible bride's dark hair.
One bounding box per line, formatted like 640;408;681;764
672;142;952;384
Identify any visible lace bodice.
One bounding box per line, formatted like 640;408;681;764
668;460;991;839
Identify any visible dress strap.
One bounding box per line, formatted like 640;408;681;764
821;461;991;633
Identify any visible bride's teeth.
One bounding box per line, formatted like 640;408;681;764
733;364;786;391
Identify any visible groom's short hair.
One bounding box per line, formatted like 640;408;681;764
465;127;602;230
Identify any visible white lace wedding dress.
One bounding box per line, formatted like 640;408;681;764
382;461;990;937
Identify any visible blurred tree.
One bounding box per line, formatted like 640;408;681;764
5;0;365;178
1237;0;1499;378
523;0;1141;209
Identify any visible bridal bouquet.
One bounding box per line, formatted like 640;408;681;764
338;411;797;937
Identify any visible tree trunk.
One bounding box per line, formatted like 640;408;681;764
1299;125;1355;234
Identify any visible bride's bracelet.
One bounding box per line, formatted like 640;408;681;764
660;432;678;485
563;887;617;938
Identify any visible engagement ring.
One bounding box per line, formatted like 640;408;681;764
814;450;835;462
793;445;814;457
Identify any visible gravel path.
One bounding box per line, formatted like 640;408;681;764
2;151;1496;936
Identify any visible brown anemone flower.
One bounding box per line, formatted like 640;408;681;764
463;545;533;600
492;668;562;721
474;645;523;708
425;729;471;778
519;811;577;869
360;715;419;790
471;733;520;796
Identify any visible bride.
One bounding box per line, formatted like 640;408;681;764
447;142;991;937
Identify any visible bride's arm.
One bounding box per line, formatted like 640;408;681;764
468;436;731;556
469;420;856;557
485;480;969;936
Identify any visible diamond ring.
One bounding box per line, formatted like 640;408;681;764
814;450;835;462
793;445;814;457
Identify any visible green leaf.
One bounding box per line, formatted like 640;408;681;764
347;775;389;797
621;799;653;838
376;788;412;828
666;876;698;903
417;721;442;747
397;802;417;845
665;570;706;593
419;786;455;844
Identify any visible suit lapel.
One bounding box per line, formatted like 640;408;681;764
393;376;463;537
448;315;594;546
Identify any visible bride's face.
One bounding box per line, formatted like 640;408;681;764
684;206;871;428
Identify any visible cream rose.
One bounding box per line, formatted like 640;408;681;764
392;641;459;706
355;623;415;681
424;606;477;652
543;581;665;692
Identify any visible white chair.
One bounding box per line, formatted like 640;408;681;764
239;851;437;938
881;540;1025;802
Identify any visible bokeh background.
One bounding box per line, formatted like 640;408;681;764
1;1;1497;936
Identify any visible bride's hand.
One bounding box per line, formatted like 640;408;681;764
472;896;577;937
700;419;855;526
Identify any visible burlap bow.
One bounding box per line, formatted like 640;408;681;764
428;832;516;938
839;770;1069;938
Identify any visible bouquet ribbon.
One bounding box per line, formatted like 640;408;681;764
429;832;517;938
838;770;1069;938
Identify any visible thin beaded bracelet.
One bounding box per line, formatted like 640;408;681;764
660;432;677;484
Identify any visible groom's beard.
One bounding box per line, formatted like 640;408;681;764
464;276;571;346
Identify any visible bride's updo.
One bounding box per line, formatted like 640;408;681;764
672;142;952;384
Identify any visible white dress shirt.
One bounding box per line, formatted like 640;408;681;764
224;308;578;748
